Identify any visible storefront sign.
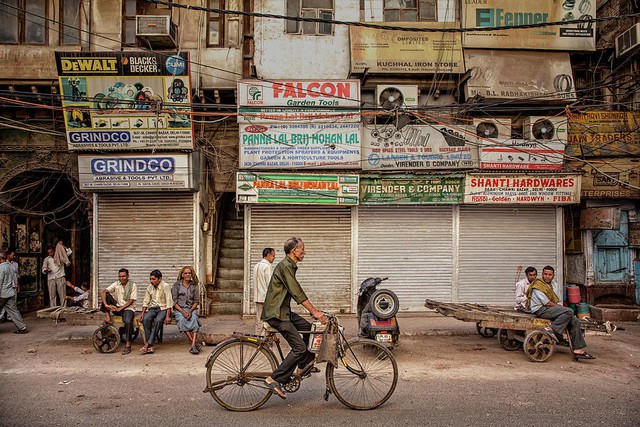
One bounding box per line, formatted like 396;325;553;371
239;123;361;169
567;111;640;157
350;24;464;74
56;51;194;151
464;174;580;204
462;0;596;51
362;124;478;171
464;50;576;102
236;173;359;205
568;159;640;199
360;175;464;205
78;153;199;191
237;80;360;123
579;208;622;230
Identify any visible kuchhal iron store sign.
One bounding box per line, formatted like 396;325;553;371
237;80;360;123
240;123;361;169
362;124;478;171
462;0;596;51
566;111;640;157
464;174;581;204
360;175;464;205
236;173;359;205
78;153;199;191
56;51;194;150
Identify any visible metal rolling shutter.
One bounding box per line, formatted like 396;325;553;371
248;205;352;314
357;206;454;311
96;193;196;304
458;206;558;305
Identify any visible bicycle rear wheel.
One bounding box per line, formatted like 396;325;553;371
205;339;277;411
327;338;398;410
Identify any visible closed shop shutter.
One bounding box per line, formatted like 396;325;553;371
357;206;454;311
96;193;196;305
247;205;352;314
458;206;558;305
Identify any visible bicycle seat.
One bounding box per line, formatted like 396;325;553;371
262;322;278;333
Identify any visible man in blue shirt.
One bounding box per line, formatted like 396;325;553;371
0;251;27;333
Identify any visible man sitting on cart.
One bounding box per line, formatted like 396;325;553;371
526;266;595;361
100;268;138;355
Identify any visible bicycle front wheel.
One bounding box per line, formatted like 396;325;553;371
327;338;398;410
205;339;277;411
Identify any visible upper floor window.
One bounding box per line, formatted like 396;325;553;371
384;0;436;22
0;0;47;44
207;0;224;46
286;0;334;35
61;0;81;45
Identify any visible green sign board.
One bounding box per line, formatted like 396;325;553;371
360;174;464;204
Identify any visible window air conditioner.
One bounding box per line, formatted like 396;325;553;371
135;15;177;49
615;23;640;58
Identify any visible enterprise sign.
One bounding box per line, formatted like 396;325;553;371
91;157;175;174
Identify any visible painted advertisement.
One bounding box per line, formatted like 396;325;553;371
567;159;640;199
55;51;193;150
236;173;359;205
237;80;360;123
362;124;479;171
350;23;464;74
78;153;199;191
462;0;596;51
239;123;361;169
464;174;581;204
479;117;567;170
567;111;640;157
360;175;464;205
464;50;576;102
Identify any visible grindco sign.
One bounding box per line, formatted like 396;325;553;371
237;80;360;123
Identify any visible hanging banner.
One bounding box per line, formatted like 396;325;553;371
567;111;640;157
360;175;464;205
236;172;359;205
350;24;464;74
362;124;478;171
464;174;581;204
55;51;194;151
462;0;596;51
239;123;361;169
237;80;360;123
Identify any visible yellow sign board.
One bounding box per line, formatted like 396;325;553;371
567;111;640;157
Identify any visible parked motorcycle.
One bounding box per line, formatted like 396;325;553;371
357;277;400;349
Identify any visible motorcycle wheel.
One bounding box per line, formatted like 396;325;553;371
369;289;400;319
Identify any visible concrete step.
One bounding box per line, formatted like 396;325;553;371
208;290;243;304
208;302;242;315
214;278;243;291
220;247;243;259
219;257;243;269
217;268;243;281
222;228;243;240
224;219;244;230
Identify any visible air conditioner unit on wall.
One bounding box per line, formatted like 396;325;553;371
136;15;177;48
523;116;567;141
376;85;419;111
473;118;511;140
615;23;640;58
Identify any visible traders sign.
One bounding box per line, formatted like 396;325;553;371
464;174;580;204
78;153;199;191
236;173;359;205
360;175;464;205
237;80;360;123
56;51;194;151
567;111;640;157
362;124;478;171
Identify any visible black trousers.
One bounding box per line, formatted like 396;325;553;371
267;312;315;384
100;293;134;343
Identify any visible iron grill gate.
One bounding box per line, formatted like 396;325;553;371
247;205;352;314
457;205;558;305
96;193;196;304
357;206;454;311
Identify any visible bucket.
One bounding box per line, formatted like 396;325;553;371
568;303;577;313
567;285;581;304
576;303;590;319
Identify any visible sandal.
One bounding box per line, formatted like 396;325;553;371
540;328;557;341
121;346;131;355
139;347;148;354
189;346;199;354
14;327;28;334
573;352;595;361
147;347;154;354
264;380;286;399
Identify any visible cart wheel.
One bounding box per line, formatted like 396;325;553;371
523;331;555;362
476;323;498;338
92;325;120;353
497;329;522;351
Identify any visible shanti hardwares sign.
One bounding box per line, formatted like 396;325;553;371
462;0;596;51
362;124;478;171
236;173;359;205
360;175;464;205
464;174;580;204
56;51;193;150
237;80;360;123
239;123;361;169
78;153;199;191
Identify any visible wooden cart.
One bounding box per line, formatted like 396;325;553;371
424;299;616;362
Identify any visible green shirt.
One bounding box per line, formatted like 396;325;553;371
260;256;308;322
